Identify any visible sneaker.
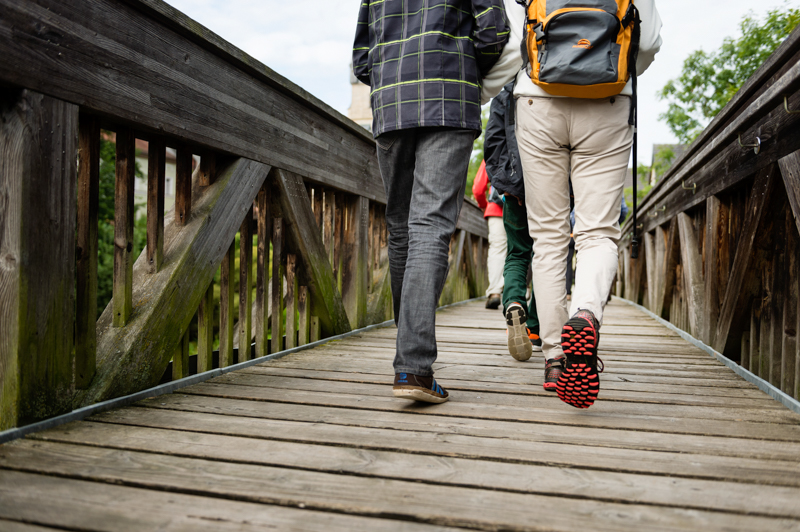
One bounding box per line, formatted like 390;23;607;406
528;329;543;352
557;309;604;409
544;356;565;392
506;303;532;361
393;373;449;404
485;294;502;310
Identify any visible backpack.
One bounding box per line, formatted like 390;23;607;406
517;0;641;99
516;0;644;258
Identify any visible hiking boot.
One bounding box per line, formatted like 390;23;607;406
557;309;604;409
544;355;565;392
393;373;449;404
485;294;502;310
528;329;543;352
506;303;532;361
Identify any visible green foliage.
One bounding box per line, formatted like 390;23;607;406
659;6;800;143
466;105;491;198
650;146;677;182
97;137;147;318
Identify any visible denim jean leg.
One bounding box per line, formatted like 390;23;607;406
393;128;475;376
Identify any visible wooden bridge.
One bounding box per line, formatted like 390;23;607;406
1;1;800;530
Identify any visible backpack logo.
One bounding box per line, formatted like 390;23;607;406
573;39;593;50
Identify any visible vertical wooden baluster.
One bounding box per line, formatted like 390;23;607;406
310;315;321;343
175;146;192;225
782;214;798;396
173;328;190;380
324;190;335;267
368;203;375;293
298;286;309;346
239;206;253;360
343;196;369;329
272;217;284;354
199;151;216;186
113;127;135;327
704;196;722;345
286;254;297;349
219;242;235;367
76;115;100;389
197;283;215;372
313;187;323;229
255;182;271;358
147;137;165;273
334;194;344;290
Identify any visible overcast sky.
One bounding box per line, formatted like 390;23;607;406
166;0;798;162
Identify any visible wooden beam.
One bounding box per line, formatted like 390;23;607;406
661;219;680;319
219;242;235;368
298;286;309;346
255;182;271;359
172;328;190;381
0;90;77;429
76;114;100;389
271;217;284;355
146;137;165;274
113;126;135;327
285;254;298;349
713;165;777;353
651;224;667;317
272;169;351;336
677;213;704;339
238;206;253;361
440;230;467;307
197;283;214;373
643;232;656;312
703;196;723;345
75;158;270;406
343;195;370;329
199;151;215;187
778;149;800;236
175;146;193;225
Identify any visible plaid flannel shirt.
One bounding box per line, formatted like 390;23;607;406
353;0;509;138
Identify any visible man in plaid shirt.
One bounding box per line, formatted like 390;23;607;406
353;0;508;403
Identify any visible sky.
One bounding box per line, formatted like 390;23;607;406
165;0;799;163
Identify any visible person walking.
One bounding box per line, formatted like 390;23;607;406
353;0;509;404
481;0;662;408
484;82;548;375
472;160;506;310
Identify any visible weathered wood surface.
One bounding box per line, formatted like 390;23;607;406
3;300;800;531
0;90;77;429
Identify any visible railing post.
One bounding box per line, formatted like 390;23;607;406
113;126;135;327
0;90;78;429
255;182;271;359
272;217;284;354
197;283;215;373
239;206;253;360
343;195;369;329
219;242;235;368
147;137;166;273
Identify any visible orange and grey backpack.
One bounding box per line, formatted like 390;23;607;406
516;0;644;256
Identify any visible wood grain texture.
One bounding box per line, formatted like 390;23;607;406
174;146;192;225
113;126;135;327
146;137;165;274
197;283;214;373
778;148;800;236
343;195;369;329
0;90;77;429
238;206;253;361
677;213;705;339
271;217;283;355
254;183;270;359
219;242;235;368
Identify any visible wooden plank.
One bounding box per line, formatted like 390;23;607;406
334;193;344;290
285;254;297;349
310;315;321;343
199;150;216;186
704;196;722;344
219;242;235;368
323;189;335;267
767;245;786;385
643;231;656;312
146;136;165;273
273;169;350;335
0;90;77;428
677;213;705;339
76;113;100;389
113;126;135;327
238;206;253;361
2;439;794;532
298;286;309;346
271;217;284;355
172;328;190;380
174;146;193;225
713;165;778;353
254;183;270;359
343;195;370;329
777;148;800;236
197;283;214;373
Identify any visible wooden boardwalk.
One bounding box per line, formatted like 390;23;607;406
2;299;800;531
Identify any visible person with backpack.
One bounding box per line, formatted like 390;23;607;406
353;1;509;404
472;160;507;310
481;0;662;408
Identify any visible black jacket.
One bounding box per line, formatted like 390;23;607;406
484;82;524;199
353;0;509;137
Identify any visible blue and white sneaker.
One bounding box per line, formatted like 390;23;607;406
393;373;449;404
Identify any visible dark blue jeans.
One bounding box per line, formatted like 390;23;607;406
375;127;475;377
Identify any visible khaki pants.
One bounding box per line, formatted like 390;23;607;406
485;216;507;296
516;96;633;360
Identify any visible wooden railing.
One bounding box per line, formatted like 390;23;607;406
618;26;800;399
0;0;489;429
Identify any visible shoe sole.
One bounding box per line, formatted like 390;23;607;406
393;387;449;404
506;306;532;361
543;382;558;392
557;317;600;408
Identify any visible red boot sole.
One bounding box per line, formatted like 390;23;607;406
556;318;600;409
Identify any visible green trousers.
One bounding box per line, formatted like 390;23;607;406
502;198;540;334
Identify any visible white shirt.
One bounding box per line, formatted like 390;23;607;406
481;0;663;103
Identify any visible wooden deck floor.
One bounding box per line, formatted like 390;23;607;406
2;299;800;531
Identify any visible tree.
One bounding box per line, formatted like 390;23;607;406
659;6;800;143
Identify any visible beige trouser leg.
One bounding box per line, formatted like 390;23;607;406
485;216;507;296
516;96;633;360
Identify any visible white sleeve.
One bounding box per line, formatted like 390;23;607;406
481;0;526;104
635;0;663;75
